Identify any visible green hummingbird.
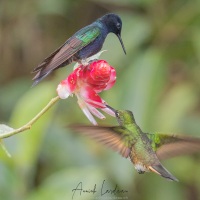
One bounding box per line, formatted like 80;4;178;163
70;106;200;181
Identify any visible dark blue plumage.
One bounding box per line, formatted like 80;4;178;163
32;13;126;86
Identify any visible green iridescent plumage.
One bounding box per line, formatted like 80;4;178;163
76;27;100;44
70;108;200;181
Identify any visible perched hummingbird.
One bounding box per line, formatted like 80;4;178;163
70;106;200;181
32;13;126;86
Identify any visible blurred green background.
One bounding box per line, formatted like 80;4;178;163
1;0;200;199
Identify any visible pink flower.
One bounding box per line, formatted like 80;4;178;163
57;60;116;125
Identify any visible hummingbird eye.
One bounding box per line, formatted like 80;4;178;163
116;23;121;30
116;112;119;117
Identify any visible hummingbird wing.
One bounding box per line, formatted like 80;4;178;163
147;132;200;160
32;25;101;85
69;125;134;158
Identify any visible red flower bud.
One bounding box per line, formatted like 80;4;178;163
57;59;116;125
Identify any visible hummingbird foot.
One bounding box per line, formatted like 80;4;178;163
137;170;145;174
80;59;91;66
73;50;108;70
73;59;92;69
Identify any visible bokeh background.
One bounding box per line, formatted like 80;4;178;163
1;0;200;199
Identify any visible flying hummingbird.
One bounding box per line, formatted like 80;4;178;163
70;106;200;181
32;13;126;86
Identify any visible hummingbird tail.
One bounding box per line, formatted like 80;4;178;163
149;164;179;182
32;58;73;86
32;70;53;87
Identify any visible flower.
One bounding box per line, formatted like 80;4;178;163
57;60;116;125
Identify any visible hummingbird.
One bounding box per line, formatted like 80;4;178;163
32;13;126;86
70;106;200;181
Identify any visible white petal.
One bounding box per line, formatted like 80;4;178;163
56;84;70;99
84;98;106;108
77;95;98;125
87;105;105;119
81;106;98;125
101;107;116;117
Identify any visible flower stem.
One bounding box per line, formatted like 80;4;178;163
0;96;60;139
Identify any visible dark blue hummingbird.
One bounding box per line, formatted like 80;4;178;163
32;13;126;86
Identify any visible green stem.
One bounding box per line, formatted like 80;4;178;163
0;96;60;139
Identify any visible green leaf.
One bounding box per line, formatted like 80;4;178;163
155;83;198;131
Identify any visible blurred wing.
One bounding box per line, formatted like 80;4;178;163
147;132;200;160
69;125;133;158
33;26;100;74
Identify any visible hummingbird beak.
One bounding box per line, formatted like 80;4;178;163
117;34;126;55
106;105;117;113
